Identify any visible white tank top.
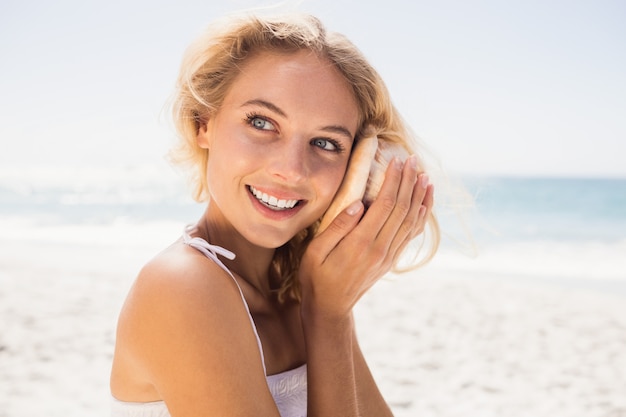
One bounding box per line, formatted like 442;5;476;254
111;225;307;417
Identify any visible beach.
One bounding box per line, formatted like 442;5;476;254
3;0;625;413
1;218;625;417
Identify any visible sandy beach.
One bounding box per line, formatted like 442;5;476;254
1;223;625;417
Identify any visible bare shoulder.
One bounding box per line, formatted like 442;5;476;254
117;243;242;337
111;242;277;415
126;242;240;315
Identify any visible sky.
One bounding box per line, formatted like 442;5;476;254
1;0;625;181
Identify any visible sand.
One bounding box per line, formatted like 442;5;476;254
1;226;625;417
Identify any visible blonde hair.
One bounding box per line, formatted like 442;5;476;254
169;12;440;302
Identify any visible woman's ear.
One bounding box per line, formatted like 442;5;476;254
196;117;211;150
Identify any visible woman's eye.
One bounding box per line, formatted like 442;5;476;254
249;116;275;131
312;138;338;152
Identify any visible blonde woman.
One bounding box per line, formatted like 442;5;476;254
110;12;438;417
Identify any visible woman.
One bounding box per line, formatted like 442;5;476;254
110;12;439;417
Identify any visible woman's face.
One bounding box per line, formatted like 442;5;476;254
198;49;359;248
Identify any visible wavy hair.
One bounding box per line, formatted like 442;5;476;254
169;13;440;302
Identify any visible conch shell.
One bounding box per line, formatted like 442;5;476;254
363;139;410;207
317;136;409;234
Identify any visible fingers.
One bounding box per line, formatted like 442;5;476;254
358;154;432;266
311;200;364;262
357;156;406;233
384;161;428;257
411;183;434;239
381;157;419;241
311;154;433;275
390;181;434;265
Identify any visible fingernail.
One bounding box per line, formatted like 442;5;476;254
346;200;363;216
409;154;418;170
420;174;429;189
393;157;403;171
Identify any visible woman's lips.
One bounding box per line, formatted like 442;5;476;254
246;185;307;220
248;185;301;210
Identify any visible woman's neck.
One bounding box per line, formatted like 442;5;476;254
197;206;276;297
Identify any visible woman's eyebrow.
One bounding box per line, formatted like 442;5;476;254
319;125;354;141
241;99;287;117
241;98;354;141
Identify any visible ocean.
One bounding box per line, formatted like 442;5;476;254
434;176;626;295
463;177;626;243
1;167;625;292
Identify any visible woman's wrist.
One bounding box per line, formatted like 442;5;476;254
300;297;354;336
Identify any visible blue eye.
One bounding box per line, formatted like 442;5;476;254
247;115;275;131
312;138;340;152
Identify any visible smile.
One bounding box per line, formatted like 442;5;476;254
248;186;301;210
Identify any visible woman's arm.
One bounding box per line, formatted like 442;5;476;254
302;305;359;415
354;179;434;416
300;155;432;416
301;312;394;417
352;326;394;416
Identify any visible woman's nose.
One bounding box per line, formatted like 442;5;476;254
267;139;308;183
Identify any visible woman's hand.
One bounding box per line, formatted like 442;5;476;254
299;154;434;320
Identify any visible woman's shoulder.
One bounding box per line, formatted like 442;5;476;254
115;239;265;356
123;241;242;320
112;242;272;410
115;241;255;359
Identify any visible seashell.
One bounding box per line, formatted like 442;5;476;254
317;136;410;234
363;140;410;207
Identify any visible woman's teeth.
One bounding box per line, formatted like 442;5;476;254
249;186;299;210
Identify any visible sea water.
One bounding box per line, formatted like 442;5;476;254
435;176;626;294
464;177;626;243
1;166;625;292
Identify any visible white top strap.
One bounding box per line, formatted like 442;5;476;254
182;225;267;375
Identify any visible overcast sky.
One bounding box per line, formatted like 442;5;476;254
1;0;625;180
